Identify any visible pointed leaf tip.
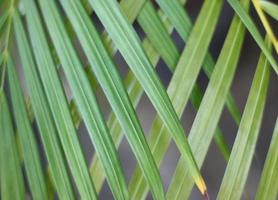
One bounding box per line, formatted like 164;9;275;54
204;190;210;200
196;177;208;196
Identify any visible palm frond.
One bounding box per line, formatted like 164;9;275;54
87;0;207;195
0;0;277;199
7;57;48;199
0;88;25;200
217;38;271;200
255;117;278;200
167;0;249;198
13;13;75;199
227;0;278;66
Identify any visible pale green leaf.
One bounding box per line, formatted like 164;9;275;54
167;0;249;198
7;58;48;199
13;12;75;200
21;1;100;199
20;1;96;199
260;0;278;21
217;39;271;200
227;0;278;74
156;0;241;125
155;0;191;40
28;0;132;198
255;117;278;200
59;0;165;199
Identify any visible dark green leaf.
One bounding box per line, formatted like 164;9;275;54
0;90;25;200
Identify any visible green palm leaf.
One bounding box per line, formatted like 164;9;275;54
39;0;167;198
20;1;100;198
13;12;75;199
7;58;48;199
260;0;278;21
227;0;278;73
86;0;208;195
0;0;277;199
22;0;132;199
128;0;224;198
217;39;271;200
137;0;231;161
137;1;179;68
255;117;278;200
156;0;241;125
167;0;249;198
0;89;25;200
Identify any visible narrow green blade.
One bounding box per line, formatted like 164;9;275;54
217;39;271;200
137;0;179;69
87;0;207;194
13;12;75;200
21;1;99;199
35;0;132;199
101;0;146;55
137;0;231;160
260;0;278;21
59;0;165;199
156;0;241;125
227;0;278;74
0;90;25;200
155;0;191;40
255;117;278;200
128;0;225;198
142;0;232;160
167;1;249;198
90;26;161;193
7;57;48;199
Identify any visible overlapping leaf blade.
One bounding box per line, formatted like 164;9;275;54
15;1;239;195
217;39;271;200
1;0;276;199
227;0;278;72
42;0;167;198
7;58;48;199
13;12;75;200
87;0;208;195
255;117;278;200
139;0;231;160
31;0;134;199
167;0;249;198
156;0;241;125
128;0;225;198
0;90;25;200
90;15;163;195
21;0;100;199
136;0;179;68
